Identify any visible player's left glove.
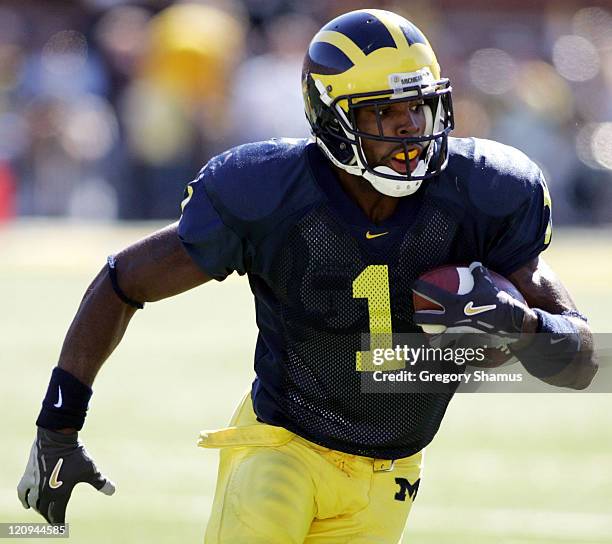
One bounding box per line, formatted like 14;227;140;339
412;262;526;341
17;428;115;524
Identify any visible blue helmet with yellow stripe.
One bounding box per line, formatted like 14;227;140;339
302;9;453;197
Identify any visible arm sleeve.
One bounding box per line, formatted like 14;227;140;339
486;172;552;276
177;166;247;281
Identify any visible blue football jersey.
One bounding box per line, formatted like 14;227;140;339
178;137;551;459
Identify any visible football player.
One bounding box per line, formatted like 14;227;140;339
18;9;596;543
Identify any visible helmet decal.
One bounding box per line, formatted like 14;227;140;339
321;11;396;56
399;21;428;46
307;42;354;75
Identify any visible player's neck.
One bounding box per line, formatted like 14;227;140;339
333;167;399;225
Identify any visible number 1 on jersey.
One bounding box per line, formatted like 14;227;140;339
353;265;404;372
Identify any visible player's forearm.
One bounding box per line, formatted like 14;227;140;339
515;308;597;390
528;317;597;390
39;224;209;433
509;258;598;390
58;266;138;387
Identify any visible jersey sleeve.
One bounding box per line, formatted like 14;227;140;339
485;170;552;276
177;163;247;281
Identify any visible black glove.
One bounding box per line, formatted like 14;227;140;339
17;428;115;523
412;262;526;342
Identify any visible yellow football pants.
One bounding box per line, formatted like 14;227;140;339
199;393;423;544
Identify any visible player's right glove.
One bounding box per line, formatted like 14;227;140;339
412;262;526;339
17;428;115;524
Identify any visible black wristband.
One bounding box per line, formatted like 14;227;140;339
107;255;145;309
511;309;581;379
36;367;93;431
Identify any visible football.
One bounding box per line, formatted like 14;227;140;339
413;264;526;367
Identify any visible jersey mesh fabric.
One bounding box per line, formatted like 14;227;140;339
265;197;461;459
179;138;550;459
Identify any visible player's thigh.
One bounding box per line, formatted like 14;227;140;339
205;444;316;544
305;453;423;544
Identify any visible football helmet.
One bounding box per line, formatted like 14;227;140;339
302;9;453;197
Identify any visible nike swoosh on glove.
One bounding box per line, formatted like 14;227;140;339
412;262;526;340
17;427;115;524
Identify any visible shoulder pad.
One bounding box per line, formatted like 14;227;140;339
442;137;545;218
201;138;319;221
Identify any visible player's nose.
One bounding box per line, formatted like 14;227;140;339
394;105;423;137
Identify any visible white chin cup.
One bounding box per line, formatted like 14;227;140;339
363;166;423;197
354;103;435;197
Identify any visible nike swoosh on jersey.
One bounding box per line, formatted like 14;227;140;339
464;301;497;316
49;458;64;489
365;231;389;239
53;386;63;408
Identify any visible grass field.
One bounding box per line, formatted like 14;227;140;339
1;221;611;544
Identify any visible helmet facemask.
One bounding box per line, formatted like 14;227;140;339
310;75;453;197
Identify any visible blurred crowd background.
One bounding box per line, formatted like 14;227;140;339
1;0;611;223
